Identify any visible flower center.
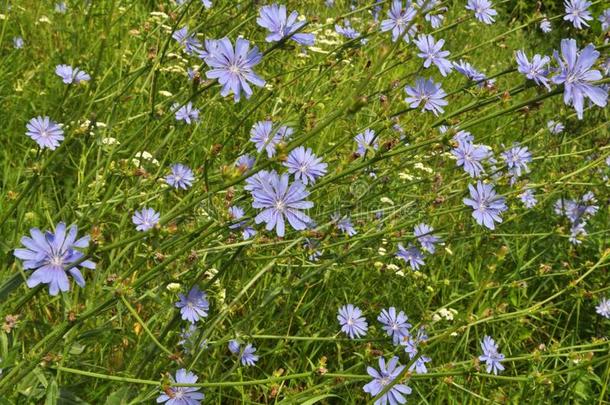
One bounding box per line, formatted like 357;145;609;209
49;254;64;267
229;64;241;75
275;199;286;212
566;73;579;84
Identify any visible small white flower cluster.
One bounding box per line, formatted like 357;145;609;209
432;307;458;322
132;151;159;167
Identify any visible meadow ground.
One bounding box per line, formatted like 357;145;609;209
0;0;609;404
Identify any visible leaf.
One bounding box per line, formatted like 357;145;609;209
103;387;131;405
298;394;340;405
44;380;59;405
572;372;593;402
69;343;86;355
17;370;45;398
57;388;90;405
0;274;24;302
34;368;49;389
0;332;8;356
77;328;122;340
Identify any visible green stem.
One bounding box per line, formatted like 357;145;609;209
51;366;159;386
120;295;173;357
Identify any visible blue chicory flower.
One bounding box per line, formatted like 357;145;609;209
236;154;256;171
204;37;265;102
519;189;537;208
418;0;446;28
453;60;489;86
466;0;497;25
396;244;425;270
414;34;453;76
563;0;592;29
26;116;64;150
14;223;96;296
453;130;474;144
547;120;564;134
284;146;327;185
166;164;195;190
228;340;259;366
55;64;90;84
257;4;315;46
172;26;202;55
13;36;24;49
335;20;361;40
402;338;431;374
363;356;412;405
414;223;441;253
551;38;607;119
596;297;610;319
332;213;357;236
463;181;507;230
174;102;200;124
404;77;447;115
250;121;292;158
132;207;160;232
452;141;491;178
515;50;551;90
55;2;67;13
600;8;610;32
501;144;532;180
175;286;210;324
338;304;368;338
479;335;505;375
228;205;257;240
156;369;204;405
354;129;379;156
250;172;313;237
378;307;412;345
380;0;417;42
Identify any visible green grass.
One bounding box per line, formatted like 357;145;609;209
0;0;609;403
